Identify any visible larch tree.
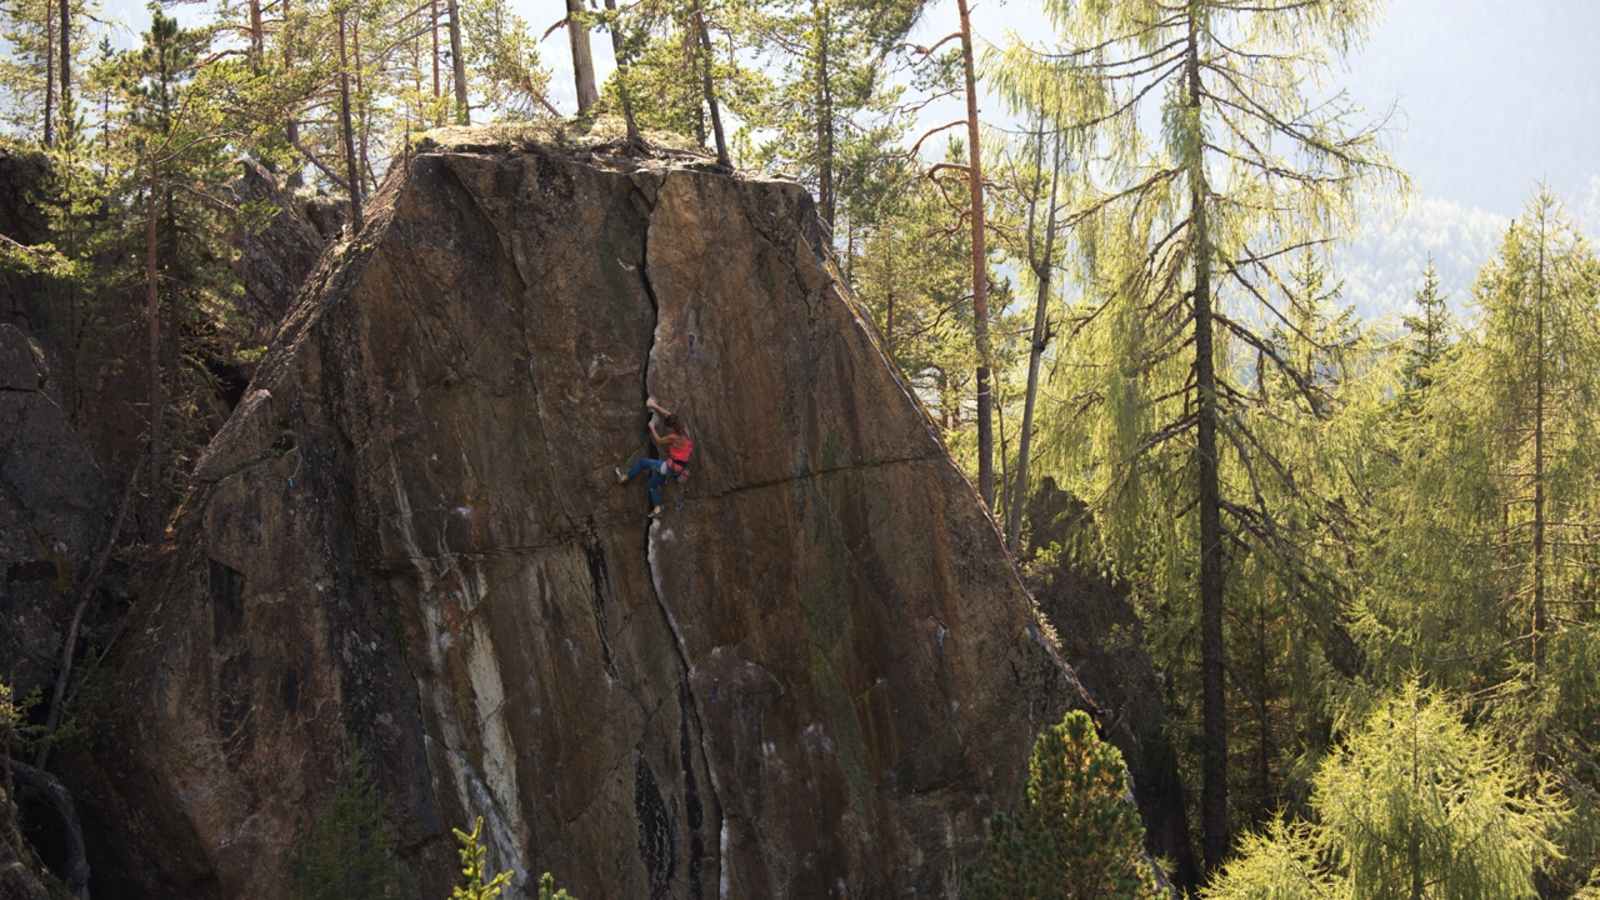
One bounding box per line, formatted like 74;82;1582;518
985;77;1072;552
1206;682;1569;900
1473;191;1600;678
991;0;1400;869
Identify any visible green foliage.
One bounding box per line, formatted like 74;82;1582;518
1207;682;1569;899
459;0;551;121
290;749;405;900
1400;259;1453;392
964;710;1163;899
595;0;767;154
449;816;512;900
0;680;16;749
537;871;577;900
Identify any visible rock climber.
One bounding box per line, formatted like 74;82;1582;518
616;396;694;518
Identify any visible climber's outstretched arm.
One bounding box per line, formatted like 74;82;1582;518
647;396;672;417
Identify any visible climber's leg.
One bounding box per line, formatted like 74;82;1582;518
625;457;662;483
646;466;667;509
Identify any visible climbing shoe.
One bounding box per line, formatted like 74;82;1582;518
615;467;629;484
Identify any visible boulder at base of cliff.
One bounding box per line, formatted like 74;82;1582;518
81;123;1093;899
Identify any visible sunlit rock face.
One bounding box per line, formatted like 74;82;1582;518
82;127;1092;899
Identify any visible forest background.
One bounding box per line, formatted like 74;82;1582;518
3;0;1600;895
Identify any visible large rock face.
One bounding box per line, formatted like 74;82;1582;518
0;324;106;701
80;128;1090;898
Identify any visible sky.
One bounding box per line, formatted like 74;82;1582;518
96;0;1600;317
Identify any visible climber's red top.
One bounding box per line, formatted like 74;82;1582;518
668;435;694;465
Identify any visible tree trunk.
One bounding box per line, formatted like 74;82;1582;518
1188;16;1229;873
44;0;55;146
351;12;372;194
813;0;834;228
284;0;302;186
36;456;141;772
884;229;895;350
145;170;162;543
1005;128;1063;553
601;0;640;143
337;10;364;227
955;0;993;509
446;0;469;124
59;0;71;142
1253;596;1272;827
431;0;441;114
690;0;729;168
566;0;599;113
1532;200;1547;677
248;0;264;69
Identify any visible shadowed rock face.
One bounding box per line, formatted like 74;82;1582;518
0;324;105;702
81;131;1091;899
227;159;329;344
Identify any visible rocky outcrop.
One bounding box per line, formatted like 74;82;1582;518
80;126;1093;898
0;324;106;702
0;149;53;336
1023;479;1200;891
227;160;329;343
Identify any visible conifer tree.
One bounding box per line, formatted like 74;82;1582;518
1401;258;1452;392
749;0;921;229
1207;682;1568;899
991;0;1400;867
965;710;1164;899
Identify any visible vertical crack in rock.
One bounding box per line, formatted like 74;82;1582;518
633;175;723;898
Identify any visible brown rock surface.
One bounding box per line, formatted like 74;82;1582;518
82;127;1093;898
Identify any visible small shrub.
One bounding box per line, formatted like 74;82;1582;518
290;748;404;900
449;816;576;900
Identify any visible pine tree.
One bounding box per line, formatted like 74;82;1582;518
748;0;920;230
964;710;1164;899
0;0;91;144
594;0;765;158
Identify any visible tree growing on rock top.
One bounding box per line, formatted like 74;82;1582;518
964;710;1164;899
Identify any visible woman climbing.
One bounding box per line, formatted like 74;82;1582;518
616;396;694;518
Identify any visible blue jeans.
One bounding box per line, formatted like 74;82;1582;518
628;457;672;508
